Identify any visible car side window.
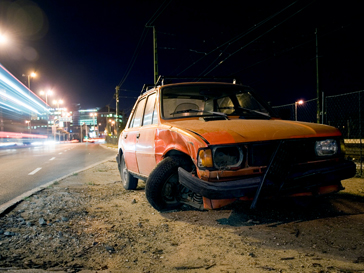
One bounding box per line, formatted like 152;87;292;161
143;93;157;126
152;95;158;124
129;98;146;128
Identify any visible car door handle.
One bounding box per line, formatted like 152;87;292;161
136;133;140;139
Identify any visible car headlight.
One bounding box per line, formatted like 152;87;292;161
315;139;338;156
198;149;213;168
213;146;243;169
197;146;244;169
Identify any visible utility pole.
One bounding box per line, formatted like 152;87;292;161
153;26;159;84
146;25;159;84
115;86;120;137
152;26;159;84
315;28;321;124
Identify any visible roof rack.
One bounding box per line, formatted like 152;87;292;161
140;75;242;94
140;83;156;94
156;76;242;86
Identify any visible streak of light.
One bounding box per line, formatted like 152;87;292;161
0;131;47;139
0;63;49;116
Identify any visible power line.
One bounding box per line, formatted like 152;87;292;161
117;27;150;88
176;1;298;76
117;0;173;89
226;13;351;77
202;0;316;77
145;0;173;27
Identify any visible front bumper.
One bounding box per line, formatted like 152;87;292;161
178;160;356;199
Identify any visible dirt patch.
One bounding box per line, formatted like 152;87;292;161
1;160;364;273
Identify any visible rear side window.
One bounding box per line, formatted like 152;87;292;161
129;98;146;128
143;93;157;126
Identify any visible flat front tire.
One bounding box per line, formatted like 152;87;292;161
145;156;191;211
119;154;138;190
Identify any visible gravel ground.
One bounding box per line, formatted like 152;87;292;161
1;158;364;273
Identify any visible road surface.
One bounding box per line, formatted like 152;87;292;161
0;142;116;206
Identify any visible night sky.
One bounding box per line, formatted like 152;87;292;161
0;0;363;114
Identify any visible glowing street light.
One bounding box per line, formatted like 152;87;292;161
90;113;97;125
39;90;53;104
22;72;36;89
25;120;31;135
52;99;63;109
40;90;53;137
0;33;8;45
109;119;115;135
90;113;97;137
295;100;304;121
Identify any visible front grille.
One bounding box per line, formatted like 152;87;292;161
248;138;343;194
248;138;331;167
266;140;297;183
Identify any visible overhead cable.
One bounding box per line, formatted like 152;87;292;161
117;0;173;89
177;1;298;76
203;0;316;77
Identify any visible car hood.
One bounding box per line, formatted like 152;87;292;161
164;119;342;145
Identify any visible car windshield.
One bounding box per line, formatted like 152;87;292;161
161;84;274;120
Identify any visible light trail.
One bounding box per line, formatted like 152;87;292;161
0;63;49;116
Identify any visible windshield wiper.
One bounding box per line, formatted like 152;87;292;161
237;107;271;118
218;107;270;118
171;109;228;118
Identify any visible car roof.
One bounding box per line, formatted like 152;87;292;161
140;81;247;96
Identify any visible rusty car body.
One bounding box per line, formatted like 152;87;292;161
116;78;356;211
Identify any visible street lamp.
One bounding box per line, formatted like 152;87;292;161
25;120;31;135
39;90;53;104
108;119;115;135
53;117;59;141
90;113;97;125
0;33;8;45
295;100;304;121
52;99;63;108
111;120;115;135
90;113;97;137
22;72;36;89
39;90;53;138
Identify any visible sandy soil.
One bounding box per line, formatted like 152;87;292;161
1;158;364;273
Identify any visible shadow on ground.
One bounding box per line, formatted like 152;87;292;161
160;192;364;227
216;193;364;227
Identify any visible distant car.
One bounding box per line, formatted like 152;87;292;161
84;138;95;143
116;78;356;211
70;139;79;143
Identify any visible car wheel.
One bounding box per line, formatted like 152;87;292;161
119;154;138;190
145;156;192;211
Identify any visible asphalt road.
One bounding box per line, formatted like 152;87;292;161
0;142;116;206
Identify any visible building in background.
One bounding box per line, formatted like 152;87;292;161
68;106;124;141
97;106;124;137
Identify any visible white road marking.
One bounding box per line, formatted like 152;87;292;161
59;152;62;154
28;168;42;175
50;157;56;161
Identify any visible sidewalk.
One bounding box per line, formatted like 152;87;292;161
0;155;122;272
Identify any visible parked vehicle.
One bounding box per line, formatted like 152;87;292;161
116;77;356;211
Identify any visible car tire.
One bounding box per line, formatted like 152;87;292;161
119;154;138;190
145;156;192;211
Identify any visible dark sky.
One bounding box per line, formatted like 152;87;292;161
0;0;363;114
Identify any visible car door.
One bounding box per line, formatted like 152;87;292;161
135;93;158;176
122;97;147;174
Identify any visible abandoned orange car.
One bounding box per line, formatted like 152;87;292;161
116;78;356;211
